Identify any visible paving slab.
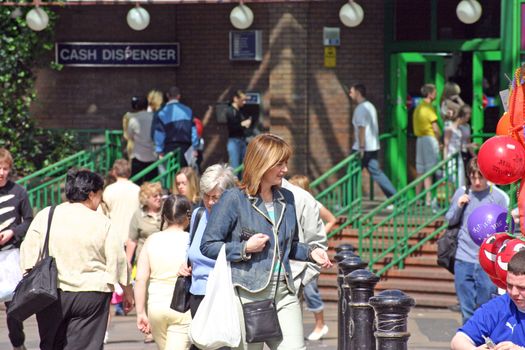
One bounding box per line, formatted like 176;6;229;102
1;302;461;349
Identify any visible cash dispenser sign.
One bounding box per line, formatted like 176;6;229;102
55;43;180;67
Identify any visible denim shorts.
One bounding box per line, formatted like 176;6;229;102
303;279;324;312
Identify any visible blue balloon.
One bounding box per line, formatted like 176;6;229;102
467;204;513;246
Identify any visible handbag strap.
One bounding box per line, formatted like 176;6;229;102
39;206;56;261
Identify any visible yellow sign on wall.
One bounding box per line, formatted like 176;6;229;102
324;46;336;68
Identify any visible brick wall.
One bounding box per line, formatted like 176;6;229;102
31;1;385;179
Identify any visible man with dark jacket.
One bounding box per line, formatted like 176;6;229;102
152;87;198;167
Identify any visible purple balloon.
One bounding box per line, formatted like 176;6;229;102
467;204;513;246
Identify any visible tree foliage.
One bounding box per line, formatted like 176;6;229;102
0;7;80;177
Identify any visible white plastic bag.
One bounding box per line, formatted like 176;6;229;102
0;248;23;302
189;245;241;349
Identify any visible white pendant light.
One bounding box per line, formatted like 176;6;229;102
339;1;364;28
456;0;482;24
230;3;254;30
26;7;49;32
127;6;150;31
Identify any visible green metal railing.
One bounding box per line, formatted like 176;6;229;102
358;152;460;276
16;150;92;190
130;151;181;189
310;153;362;238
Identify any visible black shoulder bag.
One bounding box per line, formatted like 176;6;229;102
8;206;57;321
238;237;283;343
170;207;205;313
437;188;469;274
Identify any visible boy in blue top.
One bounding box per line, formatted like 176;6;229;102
451;250;525;349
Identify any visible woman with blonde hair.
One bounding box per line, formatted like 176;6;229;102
288;174;336;341
134;194;193;350
201;133;332;350
126;181;163;268
172;167;200;208
148;90;164;113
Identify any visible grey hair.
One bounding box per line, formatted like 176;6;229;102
200;164;237;195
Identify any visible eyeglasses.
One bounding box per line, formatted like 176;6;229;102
203;193;221;202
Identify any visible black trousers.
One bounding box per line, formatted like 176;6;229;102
131;158;157;185
5;301;25;347
36;290;111;350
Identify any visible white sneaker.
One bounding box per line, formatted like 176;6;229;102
385;204;394;211
103;331;109;344
307;325;329;341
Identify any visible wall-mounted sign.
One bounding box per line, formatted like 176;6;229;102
229;30;262;61
323;27;340;46
55;42;180;67
245;92;261;105
324;46;337;68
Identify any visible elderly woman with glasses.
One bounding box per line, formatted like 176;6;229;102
125;182;163;268
178;164;237;325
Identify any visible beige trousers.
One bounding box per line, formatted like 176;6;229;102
234;276;306;350
148;301;192;350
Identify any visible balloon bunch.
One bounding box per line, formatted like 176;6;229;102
476;66;525;289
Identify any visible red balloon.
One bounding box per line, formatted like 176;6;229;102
490;275;507;290
479;232;512;278
478;136;525;185
496;113;512;136
495;238;525;283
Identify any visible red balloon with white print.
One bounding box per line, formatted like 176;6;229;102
494;238;525;287
479;232;512;279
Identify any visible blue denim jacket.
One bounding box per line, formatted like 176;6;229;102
201;187;310;293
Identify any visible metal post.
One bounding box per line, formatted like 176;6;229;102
335;243;355;254
346;269;380;350
369;290;416;350
334;249;355;350
338;256;368;350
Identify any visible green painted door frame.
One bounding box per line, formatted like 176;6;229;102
388;53;444;190
472;51;502;145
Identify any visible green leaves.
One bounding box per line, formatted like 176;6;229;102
0;8;80;177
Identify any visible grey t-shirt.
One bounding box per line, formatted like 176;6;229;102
445;186;509;263
127;111;157;162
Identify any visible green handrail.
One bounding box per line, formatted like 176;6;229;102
310;153;362;238
358;152;461;276
16;150;91;189
129;151;181;190
234;164;244;176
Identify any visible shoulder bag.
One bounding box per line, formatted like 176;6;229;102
7;206;57;321
437;188;469;274
239;243;283;343
170;206;205;313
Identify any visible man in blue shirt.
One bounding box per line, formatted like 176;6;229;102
152;86;198;167
451;250;525;349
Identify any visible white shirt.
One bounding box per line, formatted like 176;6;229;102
352;100;380;152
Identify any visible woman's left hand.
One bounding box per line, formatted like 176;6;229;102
310;248;333;268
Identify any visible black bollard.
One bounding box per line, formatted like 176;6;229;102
335;243;355;254
337;256;368;350
369;290;416;350
346;269;380;350
334;249;355;350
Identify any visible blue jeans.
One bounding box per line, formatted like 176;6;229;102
454;259;496;324
361;151;397;198
303;279;324;313
227;137;247;177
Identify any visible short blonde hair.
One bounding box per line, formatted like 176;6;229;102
111;159;131;178
139;182;163;208
0;148;13;169
172;167;200;204
289;174;310;193
147;90;164;112
421;84;436;97
241;134;291;196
